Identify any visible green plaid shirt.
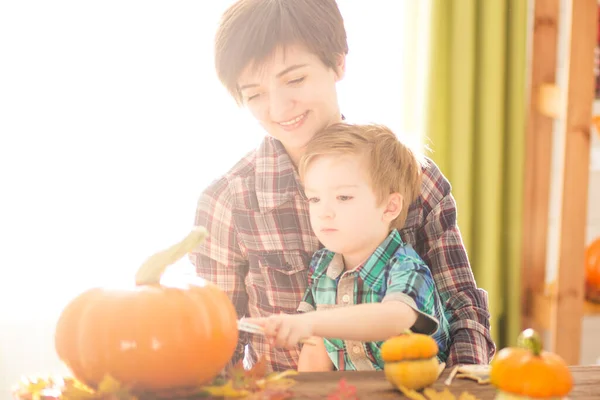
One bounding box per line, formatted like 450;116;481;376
297;229;450;371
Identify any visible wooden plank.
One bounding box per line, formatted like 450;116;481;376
291;367;600;399
521;0;560;333
549;0;597;365
531;290;600;331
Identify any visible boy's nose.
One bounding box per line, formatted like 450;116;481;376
319;206;335;220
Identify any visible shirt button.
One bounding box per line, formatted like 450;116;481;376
353;346;361;354
342;294;350;303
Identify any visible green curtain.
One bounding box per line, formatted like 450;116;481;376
425;0;527;349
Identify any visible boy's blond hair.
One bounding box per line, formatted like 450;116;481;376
299;123;424;230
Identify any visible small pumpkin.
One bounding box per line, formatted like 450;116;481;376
381;330;440;391
585;238;600;303
54;227;239;393
490;328;573;399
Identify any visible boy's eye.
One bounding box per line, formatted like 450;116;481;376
338;195;353;201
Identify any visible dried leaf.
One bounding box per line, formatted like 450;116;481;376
423;387;455;400
201;381;250;398
199;356;299;399
396;385;428;400
327;378;358;400
12;375;63;400
453;365;490;385
398;385;481;400
13;358;300;400
457;393;479;400
12;375;139;400
62;375;137;400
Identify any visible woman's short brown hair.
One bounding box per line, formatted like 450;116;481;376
215;0;348;104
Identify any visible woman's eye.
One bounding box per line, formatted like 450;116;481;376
307;197;319;203
338;196;353;201
288;77;305;85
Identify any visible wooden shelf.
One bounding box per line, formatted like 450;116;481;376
584;300;600;315
531;291;600;331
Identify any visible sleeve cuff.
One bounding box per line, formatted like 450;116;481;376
382;292;439;335
297;301;315;313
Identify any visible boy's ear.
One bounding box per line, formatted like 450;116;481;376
383;193;403;223
335;53;346;81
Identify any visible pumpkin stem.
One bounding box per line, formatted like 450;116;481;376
135;226;209;286
517;328;543;356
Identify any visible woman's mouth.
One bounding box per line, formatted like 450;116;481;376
277;112;308;131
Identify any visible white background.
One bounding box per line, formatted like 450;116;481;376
0;1;430;397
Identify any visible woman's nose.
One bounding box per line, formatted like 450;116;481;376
268;88;295;121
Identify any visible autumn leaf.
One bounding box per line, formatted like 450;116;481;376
12;375;138;400
197;356;299;399
12;375;63;400
396;385;428;400
423;387;456;400
201;380;250;398
61;375;137;400
327;378;358;400
397;385;481;400
14;357;299;400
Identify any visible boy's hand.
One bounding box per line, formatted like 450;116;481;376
245;314;313;349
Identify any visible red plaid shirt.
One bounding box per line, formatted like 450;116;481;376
190;136;495;372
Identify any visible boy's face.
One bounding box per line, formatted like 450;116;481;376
303;153;401;267
237;45;345;164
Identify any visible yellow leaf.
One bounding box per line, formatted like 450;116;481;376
266;370;299;381
397;385;428;400
423;387;456;400
255;378;297;391
201;381;250;398
458;392;479;400
96;375;123;394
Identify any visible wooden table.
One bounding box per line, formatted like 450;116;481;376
290;366;600;399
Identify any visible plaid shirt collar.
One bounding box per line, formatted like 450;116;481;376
254;114;347;212
254;137;305;212
313;229;405;287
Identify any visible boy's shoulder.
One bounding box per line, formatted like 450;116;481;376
390;241;429;269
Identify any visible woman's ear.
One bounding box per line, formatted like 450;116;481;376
383;193;403;223
334;53;346;81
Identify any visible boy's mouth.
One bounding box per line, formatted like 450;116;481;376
320;227;338;233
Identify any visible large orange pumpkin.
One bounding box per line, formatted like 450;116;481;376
585;238;600;303
54;227;239;393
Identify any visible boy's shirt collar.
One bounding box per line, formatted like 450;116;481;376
313;229;406;289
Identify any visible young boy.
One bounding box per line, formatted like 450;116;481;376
246;123;450;371
191;0;494;372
